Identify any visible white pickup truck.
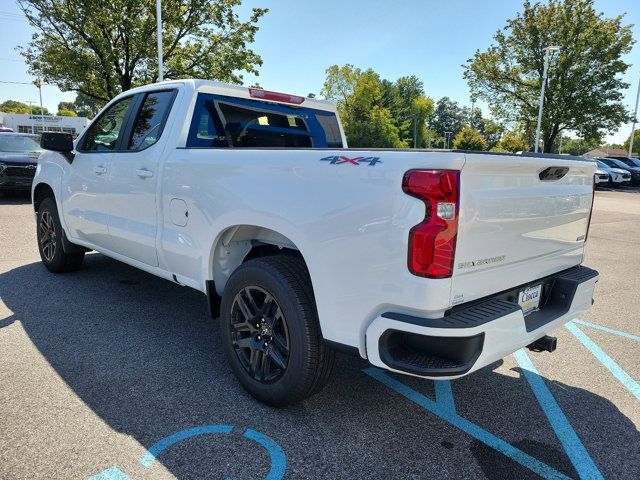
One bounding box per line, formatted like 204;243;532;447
33;79;599;406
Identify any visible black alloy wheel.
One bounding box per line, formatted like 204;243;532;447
220;256;335;406
230;286;290;383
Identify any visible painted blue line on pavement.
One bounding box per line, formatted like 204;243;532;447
434;380;456;415
364;368;571;480
573;319;640;342
243;429;287;480
139;425;234;468
87;466;131;480
566;322;640;401
513;349;603;480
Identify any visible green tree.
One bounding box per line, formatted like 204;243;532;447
480;118;505;150
464;0;634;152
453;127;488;151
560;137;602;156
57;101;75;111
18;0;267;102
321;65;406;148
622;136;640;156
499;130;530;152
0;100;50;115
0;100;30;113
429;97;466;140
57;108;78;117
72;92;101;118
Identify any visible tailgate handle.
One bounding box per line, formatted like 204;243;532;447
539;166;569;181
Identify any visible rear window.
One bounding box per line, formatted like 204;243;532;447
186;93;343;148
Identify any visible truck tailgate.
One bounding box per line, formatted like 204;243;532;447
451;153;595;306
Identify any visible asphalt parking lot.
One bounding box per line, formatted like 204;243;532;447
1;189;639;480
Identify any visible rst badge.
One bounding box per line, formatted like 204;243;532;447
320;156;382;166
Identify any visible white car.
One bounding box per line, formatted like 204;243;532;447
594;167;609;187
595;159;630;186
32;80;599;406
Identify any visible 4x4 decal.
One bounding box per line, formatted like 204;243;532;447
320;156;382;166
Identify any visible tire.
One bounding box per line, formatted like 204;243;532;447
220;256;335;407
37;196;84;273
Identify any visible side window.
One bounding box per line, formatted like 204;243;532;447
128;91;175;151
81;97;133;152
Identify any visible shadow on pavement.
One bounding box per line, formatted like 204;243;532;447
1;255;638;479
0;190;31;205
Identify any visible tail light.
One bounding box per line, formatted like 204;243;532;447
249;88;305;105
402;170;460;278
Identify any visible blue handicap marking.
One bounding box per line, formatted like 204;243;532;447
139;424;234;468
87;466;131;480
364;367;573;480
566;321;640;401
573;319;640;342
88;425;286;480
513;349;604;480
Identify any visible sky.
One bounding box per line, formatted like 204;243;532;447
1;0;639;143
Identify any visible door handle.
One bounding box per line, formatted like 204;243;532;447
93;165;107;175
135;168;154;179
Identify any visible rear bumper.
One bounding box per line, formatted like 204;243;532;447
365;265;599;379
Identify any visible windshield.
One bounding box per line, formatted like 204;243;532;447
623;158;640;167
0;134;42;153
602;158;626;169
596;160;608;169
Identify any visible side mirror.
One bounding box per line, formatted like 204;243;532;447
41;132;74;152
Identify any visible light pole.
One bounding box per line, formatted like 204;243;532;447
444;131;452;149
558;131;563;154
156;0;164;81
628;72;640;157
34;78;46;133
535;46;560;153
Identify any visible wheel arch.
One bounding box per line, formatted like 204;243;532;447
208;224;308;297
32;182;56;212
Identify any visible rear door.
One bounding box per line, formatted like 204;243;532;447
103;89;176;267
450;153;595;305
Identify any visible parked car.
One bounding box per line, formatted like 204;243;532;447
32;80;599;406
0;132;42;191
600;157;640;186
593;165;610;187
595;159;630;187
611;156;640;170
0;127;14;132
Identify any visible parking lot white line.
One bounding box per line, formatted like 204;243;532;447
573;319;640;342
513;349;604;480
566;322;640;401
364;368;571;480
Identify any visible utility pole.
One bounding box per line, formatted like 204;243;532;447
535;46;560;153
156;0;164;82
558;131;563;154
25;100;35;133
628;72;640;158
413;117;417;148
34;78;45;133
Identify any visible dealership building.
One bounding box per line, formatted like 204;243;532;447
0;112;90;136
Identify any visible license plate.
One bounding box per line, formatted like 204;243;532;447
518;284;542;316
